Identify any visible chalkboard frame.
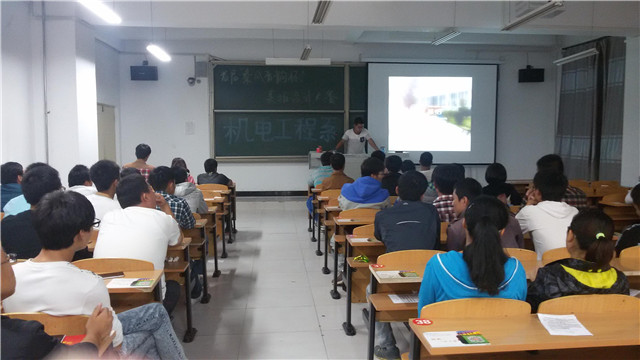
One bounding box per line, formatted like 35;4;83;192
210;62;367;161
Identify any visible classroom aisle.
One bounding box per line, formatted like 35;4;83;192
172;197;412;360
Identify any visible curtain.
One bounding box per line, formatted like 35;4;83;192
555;37;626;181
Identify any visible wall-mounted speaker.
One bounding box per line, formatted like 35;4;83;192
130;65;158;81
518;66;544;83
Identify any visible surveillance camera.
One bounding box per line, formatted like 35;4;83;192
187;77;196;86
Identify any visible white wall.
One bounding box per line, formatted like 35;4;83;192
95;40;121;160
621;36;640;187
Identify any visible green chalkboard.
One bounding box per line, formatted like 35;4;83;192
214;112;343;157
214;65;344;111
349;65;367;110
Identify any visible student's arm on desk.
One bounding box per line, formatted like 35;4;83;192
84;278;123;347
417;257;438;316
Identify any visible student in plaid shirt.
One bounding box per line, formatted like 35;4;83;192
431;164;464;223
535;154;588;210
149;166;195;230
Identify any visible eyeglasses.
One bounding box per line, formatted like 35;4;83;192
2;253;17;265
92;219;101;228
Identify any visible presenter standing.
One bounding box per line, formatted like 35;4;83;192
335;117;380;154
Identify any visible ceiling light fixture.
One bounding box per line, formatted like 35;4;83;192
300;44;312;60
312;1;332;24
431;29;461;46
146;1;171;62
502;1;564;31
266;58;331;66
553;48;598;65
78;0;122;24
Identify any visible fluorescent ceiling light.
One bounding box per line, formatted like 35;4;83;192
553;48;598;65
265;58;331;66
312;1;332;24
502;1;563;31
78;0;122;25
300;44;312;60
146;44;172;62
431;29;461;46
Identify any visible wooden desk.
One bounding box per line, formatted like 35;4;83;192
183;219;212;303
598;201;640;232
166;237;197;343
105;270;163;313
200;207;220;278
331;217;376;300
204;197;230;257
228;183;237;234
322;204;342;275
408;313;640;359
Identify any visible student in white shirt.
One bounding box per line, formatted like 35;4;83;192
335;117;380;154
2;190;186;359
94;173;181;313
516;170;579;259
67;164;97;196
86;160;121;223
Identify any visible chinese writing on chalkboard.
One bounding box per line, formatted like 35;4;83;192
218;69;305;85
222;117;338;145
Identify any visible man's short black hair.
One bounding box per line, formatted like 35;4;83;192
485;163;507;185
631;183;640;207
135;144;152;159
32;190;94;250
454;178;483;203
385;155;402;173
22;164;62;205
370;150;385;162
330;153;346;171
401;160;415;173
1;162;23;184
537;154;564;174
148;166;174;192
533;170;568;202
116;173;150;208
120;167;140;179
204;158;218;174
172;166;189;184
419;152;433;167
67;165;91;187
90;160;120;192
32;191;94;250
320;151;333;166
397;171;428;201
361;157;385;177
453;163;466;178
432;164;464;195
353;117;365;125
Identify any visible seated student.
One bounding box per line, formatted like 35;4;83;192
370;150;386;162
369;170;440;360
431;164;464;223
120;167;140;179
308;151;334;188
1;162;23;210
381;155;402;196
1;247;114;359
122;144;155;182
616;183;640;256
2;191;187;359
417;195;527;313
173;166;208;214
2;163;47;216
419;152;438;204
197;158;234;186
516;170;579;259
482;162;523;206
171;157;196;184
527;209;629;312
94;174;182;313
319;153;354;190
86;160;121;223
338;157;391;210
149;166;196;230
449;178;524;251
1;164;91;260
401;159;415;173
67;164;97;196
536;154;588;210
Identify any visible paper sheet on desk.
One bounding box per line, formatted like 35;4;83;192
375;271;403;279
106;278;147;288
537;314;593;336
349;237;371;243
388;294;418;304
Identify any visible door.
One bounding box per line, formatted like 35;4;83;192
97;104;116;161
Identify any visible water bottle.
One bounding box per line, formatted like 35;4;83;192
380;146;386;153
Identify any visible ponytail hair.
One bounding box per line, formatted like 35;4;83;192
569;209;615;270
463;195;509;295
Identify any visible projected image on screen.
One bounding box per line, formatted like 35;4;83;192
389;77;472;151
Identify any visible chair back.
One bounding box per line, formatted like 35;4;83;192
509;205;522;215
541;247;570;265
3;313;89;336
201;190;223;199
538;294;640;315
338;208;379;220
320;189;341;199
197;184;228;191
376;249;443;269
505;248;537;262
420;298;531;318
192;213;202;220
0;212;4;221
327;198;339;207
568;179;590;188
440;222;449;243
593;184;626;197
591;180;620;188
601;191;630;203
620;246;640;261
352;224;375;237
73;258;154;273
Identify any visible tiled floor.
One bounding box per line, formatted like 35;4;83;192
172;197;413;360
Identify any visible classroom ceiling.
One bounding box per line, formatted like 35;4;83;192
63;1;640;50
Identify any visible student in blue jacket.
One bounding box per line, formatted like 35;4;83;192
417;195;527;313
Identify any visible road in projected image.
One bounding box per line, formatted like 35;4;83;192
389;76;472;152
